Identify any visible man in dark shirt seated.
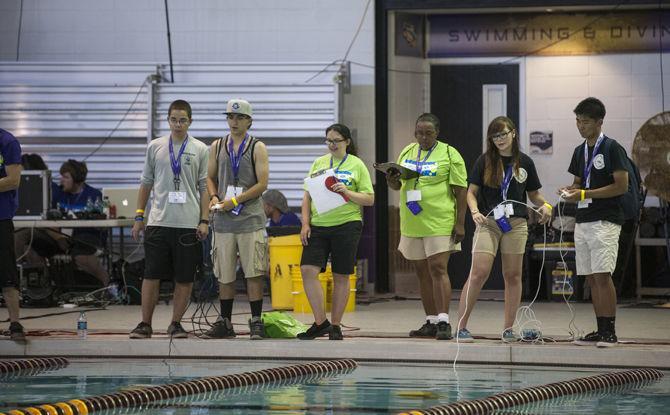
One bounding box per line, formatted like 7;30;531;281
262;189;301;227
15;159;110;286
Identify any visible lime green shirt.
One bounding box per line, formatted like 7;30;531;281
305;153;374;227
396;141;467;237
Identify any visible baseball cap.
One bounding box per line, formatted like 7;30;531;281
223;99;252;118
262;189;289;213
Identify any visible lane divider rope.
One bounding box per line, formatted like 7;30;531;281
0;358;69;375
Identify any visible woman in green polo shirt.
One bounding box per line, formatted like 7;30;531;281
386;113;468;341
297;123;375;340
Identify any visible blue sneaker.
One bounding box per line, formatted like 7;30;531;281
456;328;474;343
502;329;518;343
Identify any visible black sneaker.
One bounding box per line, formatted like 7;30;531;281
297;320;332;340
9;322;25;341
202;318;236;339
330;325;343;340
129;322;152;339
249;317;265;340
596;332;618;348
167;321;188;339
573;330;601;346
409;321;437;338
435;321;452;340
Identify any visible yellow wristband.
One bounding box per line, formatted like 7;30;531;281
580;189;586;201
135;209;145;214
543;202;553;210
231;197;239;207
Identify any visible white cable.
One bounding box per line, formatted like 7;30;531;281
14;224;35;262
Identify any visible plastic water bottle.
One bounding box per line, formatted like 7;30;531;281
85;197;94;213
77;312;88;339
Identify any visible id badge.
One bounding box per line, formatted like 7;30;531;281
407;190;422;202
504;203;514;217
493;205;505;220
168;191;187;204
406;201;422;215
225;185;244;199
578;199;592;209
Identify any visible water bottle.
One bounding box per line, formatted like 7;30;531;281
102;196;111;218
94;197;104;214
85;197;94;213
77;312;88;339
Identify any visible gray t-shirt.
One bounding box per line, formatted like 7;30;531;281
141;134;209;229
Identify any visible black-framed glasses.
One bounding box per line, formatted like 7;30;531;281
490;130;512;142
325;139;347;145
168;117;190;125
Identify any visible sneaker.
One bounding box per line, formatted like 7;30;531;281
297;320;332;340
202;318;236;339
596;332;618;348
249;317;265;340
573;331;601;346
435;321;452;340
456;328;474;343
167;321;188;339
129;322;152;339
329;325;343;340
409;321;437;338
9;322;26;341
502;329;518;343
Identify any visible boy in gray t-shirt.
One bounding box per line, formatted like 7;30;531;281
129;100;210;339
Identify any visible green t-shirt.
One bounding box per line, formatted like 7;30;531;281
305;153;374;227
396;141;467;237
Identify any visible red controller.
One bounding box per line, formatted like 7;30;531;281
325;176;349;202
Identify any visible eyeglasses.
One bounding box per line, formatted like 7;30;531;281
325;139;347;145
490;130;512;142
168;117;190;125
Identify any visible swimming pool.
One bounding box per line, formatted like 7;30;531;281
1;359;668;414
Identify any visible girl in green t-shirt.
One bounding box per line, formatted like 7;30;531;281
297;124;374;340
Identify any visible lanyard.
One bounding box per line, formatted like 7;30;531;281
583;134;604;189
329;154;348;174
169;135;188;191
413;142;437;189
228;133;249;185
501;164;514;200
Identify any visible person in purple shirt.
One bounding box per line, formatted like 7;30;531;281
0;129;25;341
262;189;301;227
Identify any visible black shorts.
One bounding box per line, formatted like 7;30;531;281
300;221;362;275
0;220;19;288
144;226;202;283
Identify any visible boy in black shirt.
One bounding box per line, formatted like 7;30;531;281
559;97;629;348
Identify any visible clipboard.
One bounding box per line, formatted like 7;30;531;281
373;162;419;180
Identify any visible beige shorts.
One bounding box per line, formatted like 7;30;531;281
212;229;268;284
574;220;621;275
472;217;528;256
398;235;461;261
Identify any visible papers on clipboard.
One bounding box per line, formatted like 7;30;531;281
304;168;348;214
373;162;419;179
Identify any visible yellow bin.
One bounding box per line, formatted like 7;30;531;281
269;234;303;310
291;266;328;313
322;266;357;312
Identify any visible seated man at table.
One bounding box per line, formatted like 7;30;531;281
14;159;110;286
262;189;301;227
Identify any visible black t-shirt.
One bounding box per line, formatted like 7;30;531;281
567;135;627;225
468;152;542;218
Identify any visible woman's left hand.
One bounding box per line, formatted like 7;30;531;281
330;182;349;196
537;204;552;224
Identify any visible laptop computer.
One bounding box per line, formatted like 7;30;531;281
102;188;140;219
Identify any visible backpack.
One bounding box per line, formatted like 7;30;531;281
602;138;645;222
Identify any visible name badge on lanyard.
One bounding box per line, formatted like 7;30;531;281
168;136;188;204
500;164;514;217
580;135;604;208
228;134;248;215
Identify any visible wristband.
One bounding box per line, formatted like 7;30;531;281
231;197;239;207
543;202;553;210
135;209;145;214
134;215;144;222
199;219;209;225
580;189;586;201
471;210;479;215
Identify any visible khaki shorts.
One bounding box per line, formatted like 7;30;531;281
212;229;268;284
472;217;528;256
574;220;621;275
398;235;461;261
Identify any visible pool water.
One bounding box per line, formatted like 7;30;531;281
0;360;668;414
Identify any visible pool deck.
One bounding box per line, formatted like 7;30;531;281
2;298;669;369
